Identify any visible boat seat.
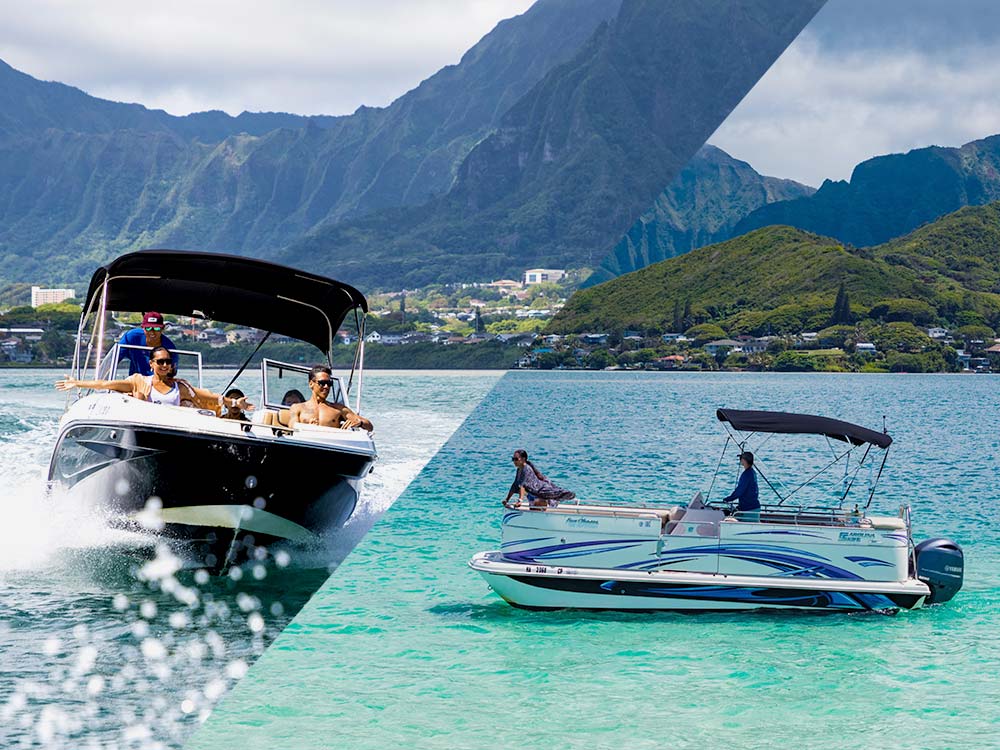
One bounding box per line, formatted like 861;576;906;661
669;507;724;536
261;409;293;427
260;409;295;432
868;516;906;530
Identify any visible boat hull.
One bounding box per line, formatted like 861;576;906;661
470;552;928;612
49;409;374;570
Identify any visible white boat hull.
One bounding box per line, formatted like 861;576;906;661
49;393;376;570
470;551;929;612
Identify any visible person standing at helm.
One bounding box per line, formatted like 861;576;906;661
723;451;760;522
117;311;177;376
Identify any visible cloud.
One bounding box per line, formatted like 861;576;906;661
710;0;1000;186
0;0;536;116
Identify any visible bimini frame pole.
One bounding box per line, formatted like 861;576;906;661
72;283;103;380
345;307;366;413
91;278;110;380
355;337;366;414
865;446;890;509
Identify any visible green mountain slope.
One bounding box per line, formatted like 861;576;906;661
279;0;826;290
734;135;1000;248
870;202;1000;294
550;202;1000;334
0;0;620;283
583;145;814;286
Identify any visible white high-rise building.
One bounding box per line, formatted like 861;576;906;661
523;268;566;285
31;286;76;307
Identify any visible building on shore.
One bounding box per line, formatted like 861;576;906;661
31;287;76;307
523;269;565;285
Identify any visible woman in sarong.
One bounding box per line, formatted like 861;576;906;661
503;449;575;509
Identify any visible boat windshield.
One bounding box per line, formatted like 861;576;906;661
261;359;346;409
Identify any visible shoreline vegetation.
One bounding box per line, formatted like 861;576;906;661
6;203;1000;374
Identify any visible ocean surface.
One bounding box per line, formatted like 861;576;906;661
0;368;502;749
191;371;999;750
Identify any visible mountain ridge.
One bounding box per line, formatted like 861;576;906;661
0;0;622;283
279;0;826;289
583;144;815;286
733;134;1000;247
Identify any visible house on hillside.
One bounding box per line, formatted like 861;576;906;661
226;328;264;344
578;333;609;346
738;338;769;354
855;342;877;355
495;333;536;347
703;339;741;355
654;354;686;369
488;279;523;293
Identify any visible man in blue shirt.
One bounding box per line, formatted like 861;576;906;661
723;451;760;522
118;311;177;376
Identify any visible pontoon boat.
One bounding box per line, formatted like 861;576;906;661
470;409;963;612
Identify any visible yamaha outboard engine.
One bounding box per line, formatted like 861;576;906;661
915;538;964;604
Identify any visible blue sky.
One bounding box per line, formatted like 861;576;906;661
1;0;997;185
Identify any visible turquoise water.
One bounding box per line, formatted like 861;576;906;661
193;372;999;750
0;369;501;748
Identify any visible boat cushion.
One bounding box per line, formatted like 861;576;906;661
868;516;906;530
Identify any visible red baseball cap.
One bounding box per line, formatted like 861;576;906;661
142;311;165;327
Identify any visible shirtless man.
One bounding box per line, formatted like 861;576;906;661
287;365;373;431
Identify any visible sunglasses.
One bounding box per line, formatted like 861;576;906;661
153;358;173;365
314;380;333;388
144;326;163;332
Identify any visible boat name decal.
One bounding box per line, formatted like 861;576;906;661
838;531;877;542
566;517;599;526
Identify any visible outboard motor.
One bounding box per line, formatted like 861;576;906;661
915;538;964;604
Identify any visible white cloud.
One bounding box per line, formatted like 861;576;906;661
711;23;1000;186
0;0;536;116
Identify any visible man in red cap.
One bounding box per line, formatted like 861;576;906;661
117;311;177;376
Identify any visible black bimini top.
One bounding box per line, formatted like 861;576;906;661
83;250;367;355
716;409;892;449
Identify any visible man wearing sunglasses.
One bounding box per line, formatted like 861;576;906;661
117;311;177;376
286;365;373;431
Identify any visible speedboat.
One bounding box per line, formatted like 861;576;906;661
470;409;964;612
48;250;377;571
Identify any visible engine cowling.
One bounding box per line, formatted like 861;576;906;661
915;538;964;604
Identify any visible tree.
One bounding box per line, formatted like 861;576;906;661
400;292;406;324
684;323;727;346
869;322;933;353
830;283;852;325
672;298;683;333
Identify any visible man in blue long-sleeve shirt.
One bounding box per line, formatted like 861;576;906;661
723;451;760;522
118;311;177;376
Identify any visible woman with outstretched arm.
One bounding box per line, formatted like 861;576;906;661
56;346;252;413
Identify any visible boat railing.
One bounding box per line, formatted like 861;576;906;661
523;498;878;529
710;500;869;528
509;500;666;522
